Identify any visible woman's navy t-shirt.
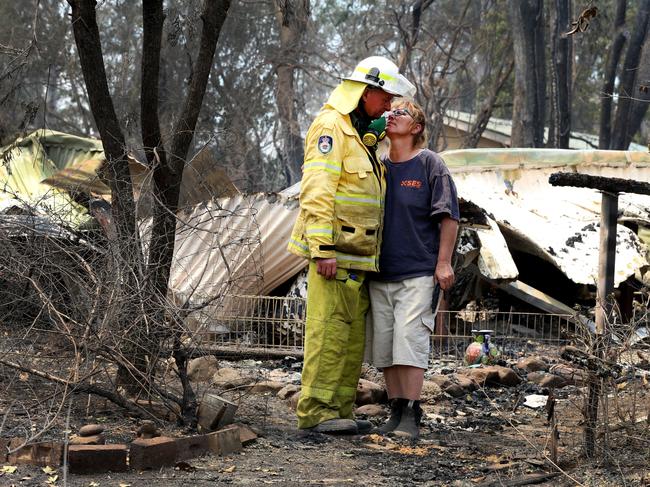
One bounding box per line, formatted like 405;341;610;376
375;149;459;282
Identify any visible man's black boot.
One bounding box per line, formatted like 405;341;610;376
376;398;404;434
393;400;422;440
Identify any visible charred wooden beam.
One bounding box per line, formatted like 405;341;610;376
549;172;650;195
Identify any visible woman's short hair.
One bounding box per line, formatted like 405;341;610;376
391;99;427;148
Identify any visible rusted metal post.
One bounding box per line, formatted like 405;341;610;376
548;171;650;458
596;192;618;335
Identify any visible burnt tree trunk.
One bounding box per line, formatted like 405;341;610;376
509;0;546;147
599;0;628;149
611;0;650;149
547;0;572;148
274;0;309;186
625;34;650;148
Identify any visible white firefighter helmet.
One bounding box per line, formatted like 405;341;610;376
343;56;416;98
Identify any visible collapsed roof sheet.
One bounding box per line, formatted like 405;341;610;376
443;149;650;286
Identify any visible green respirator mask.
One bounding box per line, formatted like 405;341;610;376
362;116;387;147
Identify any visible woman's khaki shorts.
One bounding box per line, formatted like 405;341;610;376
366;275;435;369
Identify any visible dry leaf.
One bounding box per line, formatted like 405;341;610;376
19;372;29;382
1;466;17;474
42;466;56;474
118;483;131;487
223;465;236;473
88;482;100;487
47;474;58;484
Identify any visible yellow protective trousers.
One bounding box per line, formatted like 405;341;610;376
296;261;369;429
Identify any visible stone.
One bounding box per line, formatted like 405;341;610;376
453;374;478;391
8;439;63;466
354;404;387;418
355;379;387;406
174;434;209;461
249;380;286;394
277;384;300;400
528;372;569;389
493;366;522;387
0;438;9;462
516;356;549;372
212;367;253;390
134;399;180;421
234;423;258;445
197;393;238;433
288;391;300;411
129;436;177;470
444;384;466;398
459;367;499;386
67;444;128;474
137;420;160;439
421;381;443;401
69;434;105;445
79;424;104;437
549;364;589;385
427;375;453;390
207;426;242;456
187;356;219;383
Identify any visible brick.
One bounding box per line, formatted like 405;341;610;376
67;444;128;474
234;423;258;445
129;436;177;470
8;439;63;466
207;426;242;456
174;434;209;461
69;434;105;445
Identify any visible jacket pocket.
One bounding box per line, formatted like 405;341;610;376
342;156;373;179
334;214;379;256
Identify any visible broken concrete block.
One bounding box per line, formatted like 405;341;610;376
355;379;387;405
197;393;238;433
207;426;242;456
277;384;300;400
249;380;285;394
67;444;128;474
69;434;106;445
528;372;569;389
234;423;258;445
129;436;177;470
78;424;104;437
174;434;209;461
355;404;386;418
8;439;63;466
516;356;549;372
187;355;219;383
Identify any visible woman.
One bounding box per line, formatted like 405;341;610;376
368;101;459;439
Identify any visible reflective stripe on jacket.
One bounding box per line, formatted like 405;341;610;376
287;107;385;272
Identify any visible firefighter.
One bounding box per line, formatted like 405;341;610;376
287;56;416;434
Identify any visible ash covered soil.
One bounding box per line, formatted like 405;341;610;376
2;354;649;487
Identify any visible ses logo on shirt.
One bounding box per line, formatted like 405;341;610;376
400;179;422;189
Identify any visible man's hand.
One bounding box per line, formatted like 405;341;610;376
316;258;337;279
435;261;455;290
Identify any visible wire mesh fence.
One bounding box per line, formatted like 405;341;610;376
192;294;574;361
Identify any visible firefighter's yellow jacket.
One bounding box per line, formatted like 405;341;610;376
287;81;385;272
